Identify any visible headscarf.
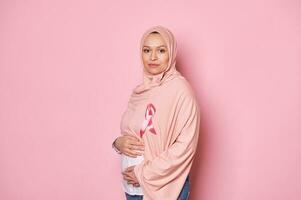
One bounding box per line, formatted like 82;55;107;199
133;25;181;94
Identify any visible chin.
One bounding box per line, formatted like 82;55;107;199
148;69;163;75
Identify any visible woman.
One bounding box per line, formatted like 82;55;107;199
112;25;200;200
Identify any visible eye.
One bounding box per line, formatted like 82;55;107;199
159;49;166;53
143;48;150;53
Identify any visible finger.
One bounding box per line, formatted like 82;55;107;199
124;134;140;141
128;147;144;155
122;168;134;174
123;175;135;182
127;179;136;184
125;165;135;170
122;169;135;177
123;174;132;180
122;171;128;175
131;183;140;188
122;173;132;179
128;166;135;170
126;144;144;154
128;179;139;185
122;169;134;175
126;146;144;155
130;150;144;156
124;169;134;174
128;181;138;185
125;142;144;151
129;140;145;147
124;177;134;182
124;149;142;157
128;143;145;152
123;171;135;179
123;150;138;158
127;178;138;184
127;172;136;180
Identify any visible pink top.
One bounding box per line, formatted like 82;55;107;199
120;25;200;200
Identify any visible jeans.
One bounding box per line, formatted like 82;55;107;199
125;175;190;200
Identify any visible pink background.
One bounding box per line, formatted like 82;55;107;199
0;0;300;199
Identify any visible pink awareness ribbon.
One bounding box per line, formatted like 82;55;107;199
140;103;157;137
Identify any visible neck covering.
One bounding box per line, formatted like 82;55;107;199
120;25;200;200
133;25;181;94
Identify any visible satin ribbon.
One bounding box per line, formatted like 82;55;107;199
140;103;157;137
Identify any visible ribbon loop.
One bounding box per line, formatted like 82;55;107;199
140;103;157;137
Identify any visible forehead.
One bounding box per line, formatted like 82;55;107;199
143;33;167;47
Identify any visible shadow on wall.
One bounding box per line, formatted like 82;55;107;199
189;114;210;200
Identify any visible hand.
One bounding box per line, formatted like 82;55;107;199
122;165;140;187
114;134;144;157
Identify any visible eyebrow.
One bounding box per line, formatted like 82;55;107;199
143;45;167;48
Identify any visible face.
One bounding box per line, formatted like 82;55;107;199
142;33;169;75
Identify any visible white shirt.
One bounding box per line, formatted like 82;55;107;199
121;154;144;195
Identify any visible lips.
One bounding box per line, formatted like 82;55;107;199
148;63;160;68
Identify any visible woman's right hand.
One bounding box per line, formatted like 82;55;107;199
114;135;145;157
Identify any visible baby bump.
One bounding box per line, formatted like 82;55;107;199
121;154;144;172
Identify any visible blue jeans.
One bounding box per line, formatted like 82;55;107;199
125;175;190;200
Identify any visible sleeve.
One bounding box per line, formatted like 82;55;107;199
133;91;201;198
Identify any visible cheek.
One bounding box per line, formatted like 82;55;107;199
161;54;169;65
160;56;169;71
142;54;148;63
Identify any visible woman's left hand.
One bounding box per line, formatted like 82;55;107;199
122;166;140;187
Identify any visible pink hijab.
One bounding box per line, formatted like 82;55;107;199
121;25;200;199
133;25;181;94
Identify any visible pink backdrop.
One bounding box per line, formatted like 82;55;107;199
0;0;300;199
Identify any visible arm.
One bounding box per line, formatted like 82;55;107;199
133;93;200;195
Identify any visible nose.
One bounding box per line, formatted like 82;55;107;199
151;50;157;60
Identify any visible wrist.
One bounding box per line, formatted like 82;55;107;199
112;137;122;154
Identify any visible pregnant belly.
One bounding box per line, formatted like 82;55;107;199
121;154;144;172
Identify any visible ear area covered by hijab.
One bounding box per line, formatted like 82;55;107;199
133;25;182;94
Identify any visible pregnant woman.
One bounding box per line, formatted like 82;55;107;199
112;25;200;200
